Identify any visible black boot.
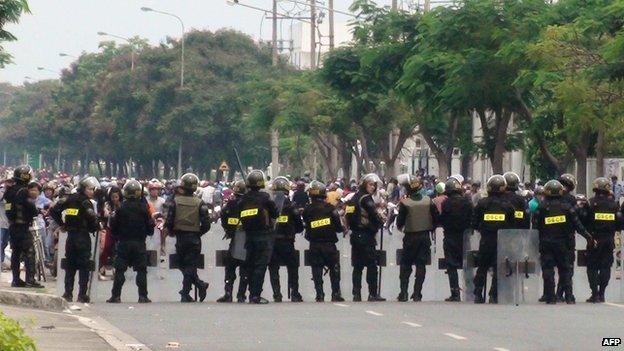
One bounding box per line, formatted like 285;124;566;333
331;292;345;302
474;287;485;304
62;292;73;302
315;293;325;302
180;291;195;303
445;288;461;302
77;295;90;303
217;293;233;303
291;291;303;302
249;296;269;304
197;282;209;302
106;296;121;303
352;291;362;302
586;293;599;303
11;279;26;288
138;296;151;303
273;294;283;303
25;280;44;288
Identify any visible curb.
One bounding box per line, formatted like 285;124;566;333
0;288;68;311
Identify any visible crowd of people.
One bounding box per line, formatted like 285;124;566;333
0;165;621;305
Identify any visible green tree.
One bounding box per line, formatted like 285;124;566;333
0;0;30;67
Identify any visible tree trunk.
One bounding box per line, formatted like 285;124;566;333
596;129;605;177
576;150;588;195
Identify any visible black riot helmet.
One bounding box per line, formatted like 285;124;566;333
180;173;199;193
558;173;577;192
405;175;423;194
122;179;143;199
13;165;32;183
445;177;463;194
272;176;290;194
246;170;266;189
503;172;520;191
308;180;327;199
232;180;246;196
544;180;565;197
77;176;100;194
592;177;611;194
486;175;507;194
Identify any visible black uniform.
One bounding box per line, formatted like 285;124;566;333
502;191;530;229
164;193;211;299
219;196;248;301
395;194;439;301
269;193;304;300
236;190;278;300
559;192;579;300
302;199;344;299
346;191;384;298
5;180;39;286
109;198;155;299
472;194;515;302
583;193;622;300
439;192;473;296
534;197;592;303
50;193;100;301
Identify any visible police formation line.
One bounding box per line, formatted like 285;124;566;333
5;166;619;305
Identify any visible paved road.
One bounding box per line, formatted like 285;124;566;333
92;300;624;351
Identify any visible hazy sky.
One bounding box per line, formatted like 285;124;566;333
0;0;396;85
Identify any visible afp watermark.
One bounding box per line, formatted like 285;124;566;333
602;338;622;347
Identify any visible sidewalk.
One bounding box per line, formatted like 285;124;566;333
2;304;114;351
0;269;67;311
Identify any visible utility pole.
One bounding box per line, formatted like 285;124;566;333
392;0;398;10
310;0;316;69
328;0;335;49
270;0;280;178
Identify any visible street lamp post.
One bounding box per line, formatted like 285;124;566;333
59;52;77;59
142;6;185;178
97;31;135;71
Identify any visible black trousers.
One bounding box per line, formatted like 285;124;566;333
269;240;299;297
351;239;379;295
541;240;572;301
111;240;148;298
309;242;341;295
587;235;615;295
473;239;497;298
64;231;92;297
9;228;35;283
246;232;274;298
175;232;206;295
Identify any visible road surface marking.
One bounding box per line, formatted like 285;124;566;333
444;333;467;340
493;348;510;351
365;310;383;316
333;303;350;307
402;321;422;327
605;302;624;308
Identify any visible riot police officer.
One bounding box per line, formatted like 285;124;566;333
558;173;579;302
346;174;385;302
502;172;529;229
50;176;101;303
472;175;514;304
237;170;277;304
106;180;155;303
583;177;621;303
439;176;473;302
533;180;595;304
302;181;345;302
5;166;41;288
396;175;439;302
164;173;210;303
269;176;304;302
217;180;249;303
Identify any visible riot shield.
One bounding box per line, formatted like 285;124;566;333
603;231;623;303
461;229;478;303
431;228;447;301
55;231;100;300
496;229;541;305
231;229;247;261
573;233;591;300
